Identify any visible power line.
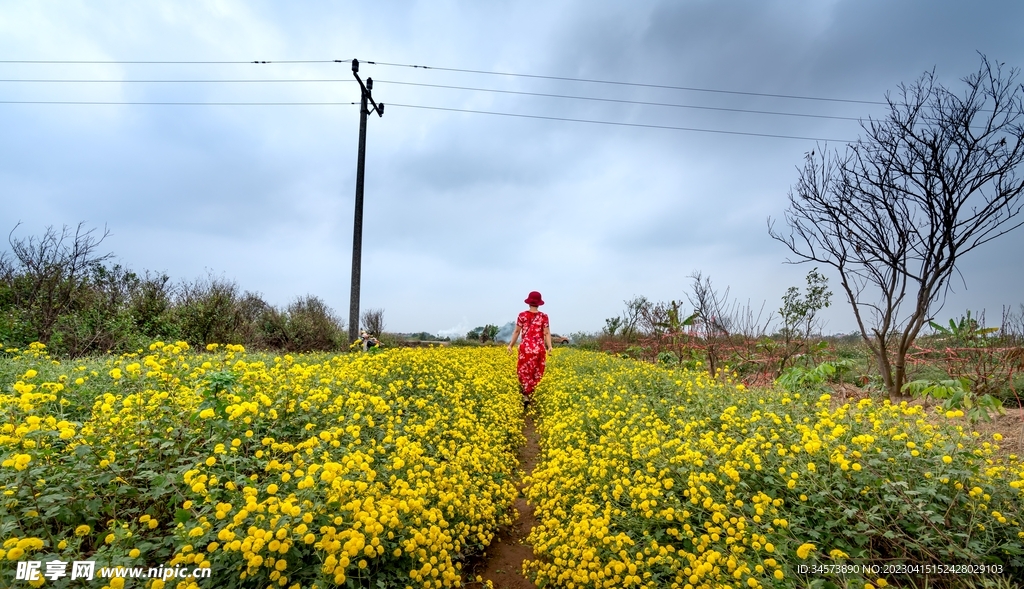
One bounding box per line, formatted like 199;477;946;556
0;100;358;106
0;99;851;141
0;77;864;121
0;99;847;141
0;81;857;140
7;97;975;139
386;103;855;142
0;78;354;83
375;80;863;122
2;57;887;106
0;59;343;64
364;59;889;106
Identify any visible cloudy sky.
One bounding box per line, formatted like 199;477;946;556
2;1;1023;338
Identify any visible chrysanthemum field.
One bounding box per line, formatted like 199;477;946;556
1;344;1022;588
526;351;1024;588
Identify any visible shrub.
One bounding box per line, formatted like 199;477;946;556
283;295;345;352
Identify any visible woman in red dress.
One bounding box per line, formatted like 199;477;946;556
507;291;553;406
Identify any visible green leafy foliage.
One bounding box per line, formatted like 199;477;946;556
653;300;697;335
929;311;1000;347
0;225;347;357
902;377;1007;422
602;316;622;337
777;360;852;393
779;268;832;341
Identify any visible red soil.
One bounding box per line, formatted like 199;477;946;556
466;412;541;589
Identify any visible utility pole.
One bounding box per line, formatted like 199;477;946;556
349;58;384;343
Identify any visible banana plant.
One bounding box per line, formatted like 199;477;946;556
928;310;998;346
654;300;698;335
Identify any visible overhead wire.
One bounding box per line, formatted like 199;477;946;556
0;59;342;64
0;76;865;122
0;98;853;141
0;56;885;106
363;59;889;106
386;103;856;142
0;57;874;141
0;78;355;83
375;80;864;122
0;100;358;106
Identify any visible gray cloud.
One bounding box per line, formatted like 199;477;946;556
2;0;1023;336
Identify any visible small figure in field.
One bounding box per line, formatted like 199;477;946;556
360;330;380;351
506;291;553;407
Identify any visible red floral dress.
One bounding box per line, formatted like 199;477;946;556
516;310;549;396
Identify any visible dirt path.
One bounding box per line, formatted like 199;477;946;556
467;411;541;589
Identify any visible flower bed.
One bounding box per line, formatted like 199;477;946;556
525;350;1024;588
1;343;523;588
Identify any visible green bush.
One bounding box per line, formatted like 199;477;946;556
0;225;349;356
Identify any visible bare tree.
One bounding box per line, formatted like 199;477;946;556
2;222;112;342
687;271;733;374
361;308;385;337
769;56;1024;398
1001;304;1024;345
638;299;671;337
619;296;648;342
731;299;774;340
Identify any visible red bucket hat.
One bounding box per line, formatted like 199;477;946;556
525;291;544;306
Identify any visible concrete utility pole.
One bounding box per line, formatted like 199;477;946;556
348;58;384;343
